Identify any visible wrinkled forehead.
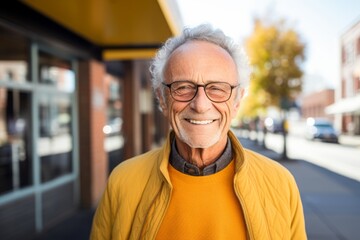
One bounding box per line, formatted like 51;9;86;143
166;41;236;71
164;40;238;82
170;40;232;60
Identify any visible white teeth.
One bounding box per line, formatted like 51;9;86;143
188;119;214;125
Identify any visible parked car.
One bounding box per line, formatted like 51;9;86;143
264;117;283;133
305;118;339;143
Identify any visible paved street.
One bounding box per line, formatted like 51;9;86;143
35;132;360;240
263;132;360;182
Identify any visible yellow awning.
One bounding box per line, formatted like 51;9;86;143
23;0;183;60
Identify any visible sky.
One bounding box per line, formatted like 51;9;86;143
176;0;360;93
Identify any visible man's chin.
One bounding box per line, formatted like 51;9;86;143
179;134;220;149
186;143;214;149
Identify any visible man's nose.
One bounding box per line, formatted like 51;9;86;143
189;87;212;112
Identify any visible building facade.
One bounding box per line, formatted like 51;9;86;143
326;18;360;135
301;89;335;121
0;1;181;239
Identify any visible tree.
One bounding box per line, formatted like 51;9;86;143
241;17;306;159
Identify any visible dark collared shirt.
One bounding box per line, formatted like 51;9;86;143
169;138;233;176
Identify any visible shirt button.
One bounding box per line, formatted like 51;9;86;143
187;168;196;175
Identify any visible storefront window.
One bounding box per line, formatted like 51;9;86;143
38;94;73;182
0;89;32;195
103;73;124;172
39;51;75;92
0;21;79;237
0;61;27;82
38;53;75;182
0;27;29;83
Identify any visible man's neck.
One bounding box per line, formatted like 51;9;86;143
175;136;228;169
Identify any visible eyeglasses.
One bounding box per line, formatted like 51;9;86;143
162;81;239;103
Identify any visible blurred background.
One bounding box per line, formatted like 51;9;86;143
0;1;359;239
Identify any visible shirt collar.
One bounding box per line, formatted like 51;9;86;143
169;138;233;176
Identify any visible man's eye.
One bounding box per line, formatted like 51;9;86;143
174;84;194;91
208;85;226;92
177;85;190;90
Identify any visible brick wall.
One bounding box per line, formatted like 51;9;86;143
78;60;108;208
301;89;335;120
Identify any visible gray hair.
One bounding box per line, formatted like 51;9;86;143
150;23;250;101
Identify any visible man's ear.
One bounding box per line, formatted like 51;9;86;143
231;88;244;118
156;89;169;117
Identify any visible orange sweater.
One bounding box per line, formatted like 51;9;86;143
156;160;247;240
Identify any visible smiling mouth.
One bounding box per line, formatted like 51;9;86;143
186;119;215;125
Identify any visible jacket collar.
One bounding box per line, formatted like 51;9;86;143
169;138;233;176
158;130;247;184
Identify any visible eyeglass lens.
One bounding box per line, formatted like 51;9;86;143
169;81;233;102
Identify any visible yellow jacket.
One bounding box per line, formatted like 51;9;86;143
91;131;307;240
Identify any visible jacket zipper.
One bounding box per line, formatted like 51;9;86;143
137;182;163;240
151;182;172;239
138;182;172;240
234;181;254;240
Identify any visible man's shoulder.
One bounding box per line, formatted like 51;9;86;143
108;148;163;185
101;148;166;216
243;148;294;181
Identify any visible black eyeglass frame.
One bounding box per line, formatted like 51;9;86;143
162;81;240;103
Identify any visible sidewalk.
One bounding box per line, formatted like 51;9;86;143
339;134;360;147
35;136;360;240
33;209;94;240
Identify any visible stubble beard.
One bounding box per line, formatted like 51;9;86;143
177;128;222;149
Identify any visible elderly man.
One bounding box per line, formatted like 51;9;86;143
90;24;307;240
